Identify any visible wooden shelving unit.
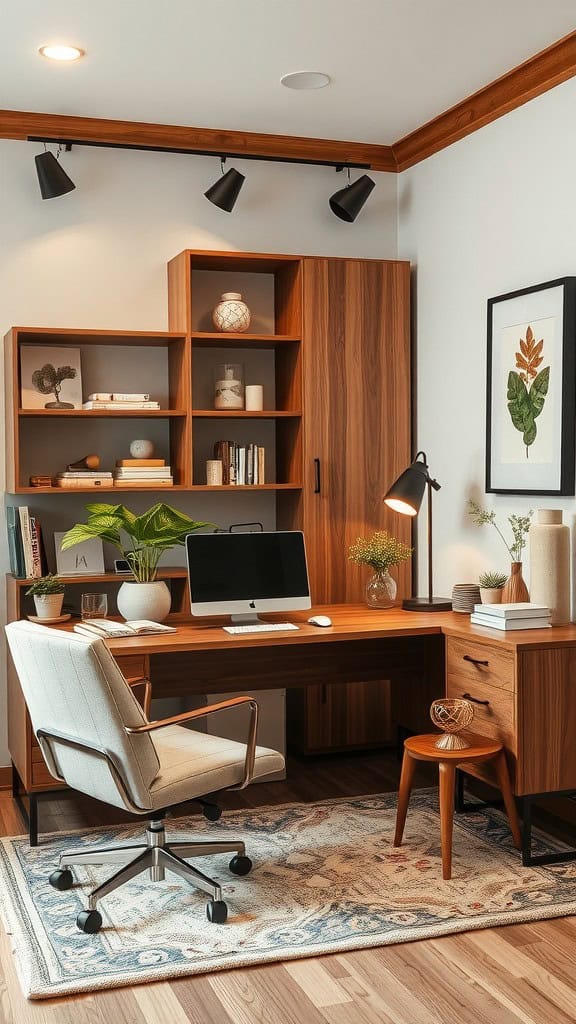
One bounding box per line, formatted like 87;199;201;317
5;327;191;492
167;249;303;495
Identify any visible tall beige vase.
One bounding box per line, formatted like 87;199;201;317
529;509;570;625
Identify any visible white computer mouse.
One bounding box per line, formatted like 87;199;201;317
307;614;332;628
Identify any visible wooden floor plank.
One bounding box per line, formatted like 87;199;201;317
283;960;353;1008
208;964;329;1024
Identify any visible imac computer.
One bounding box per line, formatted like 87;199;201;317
186;530;311;632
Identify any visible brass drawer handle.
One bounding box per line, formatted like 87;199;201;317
462;691;490;706
463;654;489;666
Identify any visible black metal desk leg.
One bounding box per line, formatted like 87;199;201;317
521;795;532;867
28;795;39;847
11;761;39;846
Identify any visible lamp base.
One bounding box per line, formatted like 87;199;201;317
402;597;453;612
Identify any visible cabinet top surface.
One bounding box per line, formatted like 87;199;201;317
48;605;576;656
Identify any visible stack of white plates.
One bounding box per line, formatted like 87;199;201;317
451;583;481;613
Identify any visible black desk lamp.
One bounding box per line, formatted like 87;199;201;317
384;451;452;611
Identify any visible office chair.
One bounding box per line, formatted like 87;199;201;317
5;621;284;933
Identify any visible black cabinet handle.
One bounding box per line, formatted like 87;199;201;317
463;654;489;666
314;458;321;494
462;691;490;706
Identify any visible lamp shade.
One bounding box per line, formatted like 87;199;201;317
329;174;375;222
35;151;76;199
204;167;245;212
383;458;428;516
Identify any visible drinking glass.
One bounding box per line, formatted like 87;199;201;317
81;593;108;620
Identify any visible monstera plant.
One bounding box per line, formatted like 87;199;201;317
62;503;213;621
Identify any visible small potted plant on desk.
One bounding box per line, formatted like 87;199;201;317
348;530;413;608
478;571;508;605
25;574;65;620
61;502;212;622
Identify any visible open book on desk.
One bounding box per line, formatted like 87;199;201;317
74;619;177;638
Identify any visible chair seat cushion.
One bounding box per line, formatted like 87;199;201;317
149;724;285;809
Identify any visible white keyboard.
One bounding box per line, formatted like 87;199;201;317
223;622;300;635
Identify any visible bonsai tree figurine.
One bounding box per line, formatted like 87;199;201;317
61;502;213;622
348;530;412;608
32;362;77;409
478;570;508;605
25;574;65;619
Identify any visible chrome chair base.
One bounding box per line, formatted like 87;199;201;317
50;819;250;931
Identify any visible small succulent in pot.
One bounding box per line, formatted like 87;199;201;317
478;570;508;605
25;574;65;619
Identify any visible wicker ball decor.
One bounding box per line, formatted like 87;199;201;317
430;697;474;750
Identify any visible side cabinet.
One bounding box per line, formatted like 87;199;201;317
288;257;412;753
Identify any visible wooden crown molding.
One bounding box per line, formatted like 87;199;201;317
0;108;397;172
393;29;576;171
1;31;575;176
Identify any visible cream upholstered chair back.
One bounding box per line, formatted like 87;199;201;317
5;621;160;812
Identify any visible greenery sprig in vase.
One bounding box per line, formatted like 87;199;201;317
468;500;532;603
348;530;412;609
62;503;213;621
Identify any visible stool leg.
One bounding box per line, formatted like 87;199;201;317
493;751;522;850
438;763;456;880
394;751;416;847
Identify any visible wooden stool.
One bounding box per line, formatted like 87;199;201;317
394;733;522;880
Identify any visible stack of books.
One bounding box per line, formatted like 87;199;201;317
470;603;551;630
55;471;113;489
113;458;173;488
6;506;48;579
213;440;265;485
82;392;160;411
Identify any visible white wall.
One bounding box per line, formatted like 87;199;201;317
0;140;397;766
398;77;576;600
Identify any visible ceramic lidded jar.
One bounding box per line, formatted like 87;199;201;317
212;293;251;333
529;509;570;625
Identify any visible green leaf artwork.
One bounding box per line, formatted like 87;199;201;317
506;325;550;458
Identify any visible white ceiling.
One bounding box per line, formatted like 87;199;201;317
2;1;575;144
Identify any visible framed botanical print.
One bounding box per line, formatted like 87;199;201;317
486;277;576;495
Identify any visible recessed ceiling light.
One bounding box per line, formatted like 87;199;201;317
38;44;85;62
280;71;330;90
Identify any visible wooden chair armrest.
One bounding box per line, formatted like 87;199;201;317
125;696;259;789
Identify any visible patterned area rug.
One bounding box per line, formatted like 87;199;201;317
1;790;575;999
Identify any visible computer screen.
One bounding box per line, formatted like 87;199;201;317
186;530;311;621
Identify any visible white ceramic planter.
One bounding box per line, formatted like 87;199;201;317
33;594;64;619
479;587;503;605
117;580;171;622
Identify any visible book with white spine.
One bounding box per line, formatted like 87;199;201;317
472;603;549;619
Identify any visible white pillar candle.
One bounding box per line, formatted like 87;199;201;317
245;385;264;411
206;460;223;485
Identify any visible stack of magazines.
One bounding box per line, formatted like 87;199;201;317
470;603;551;630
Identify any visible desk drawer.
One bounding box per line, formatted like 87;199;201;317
446;636;514;692
446;674;516;752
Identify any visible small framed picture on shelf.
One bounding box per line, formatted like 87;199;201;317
20;346;83;410
486;277;576;495
54;532;105;576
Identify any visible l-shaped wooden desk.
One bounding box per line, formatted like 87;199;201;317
8;605;576;864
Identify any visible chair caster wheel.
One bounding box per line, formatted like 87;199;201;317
229;854;252;876
206;900;228;924
49;868;73;891
202;803;222;822
76;909;103;934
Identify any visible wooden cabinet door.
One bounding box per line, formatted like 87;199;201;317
302;257;412;603
299;258;411;751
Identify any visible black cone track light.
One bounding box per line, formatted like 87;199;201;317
35;145;76;200
329;167;375;222
204;157;245;212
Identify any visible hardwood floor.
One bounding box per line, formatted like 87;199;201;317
0;751;575;1023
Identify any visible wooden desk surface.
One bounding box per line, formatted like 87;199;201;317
100;604;576;658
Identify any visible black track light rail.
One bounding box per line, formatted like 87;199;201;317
28;136;371;171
